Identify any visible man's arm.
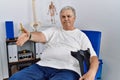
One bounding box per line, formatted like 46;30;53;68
89;56;99;78
80;56;99;80
29;32;46;43
16;27;46;46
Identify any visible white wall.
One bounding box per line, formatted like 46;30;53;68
0;0;120;79
0;45;3;80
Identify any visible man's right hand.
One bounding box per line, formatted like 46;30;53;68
16;26;30;46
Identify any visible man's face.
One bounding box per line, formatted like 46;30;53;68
60;9;76;30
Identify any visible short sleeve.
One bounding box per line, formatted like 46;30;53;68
80;32;97;57
41;27;57;42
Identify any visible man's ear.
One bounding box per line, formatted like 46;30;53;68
73;16;76;22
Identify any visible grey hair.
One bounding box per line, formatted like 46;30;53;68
60;6;76;17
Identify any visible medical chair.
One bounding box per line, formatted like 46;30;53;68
82;30;103;80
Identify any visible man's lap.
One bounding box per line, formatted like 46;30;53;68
9;64;80;80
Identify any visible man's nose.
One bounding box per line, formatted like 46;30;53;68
64;17;68;20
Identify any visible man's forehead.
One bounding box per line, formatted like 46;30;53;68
60;10;73;15
61;9;72;13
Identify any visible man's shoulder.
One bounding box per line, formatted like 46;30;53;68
74;28;85;34
46;26;58;30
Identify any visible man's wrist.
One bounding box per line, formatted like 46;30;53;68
29;32;32;40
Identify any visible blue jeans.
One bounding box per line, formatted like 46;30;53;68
9;64;80;80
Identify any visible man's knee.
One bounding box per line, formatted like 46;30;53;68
49;69;80;80
9;73;22;80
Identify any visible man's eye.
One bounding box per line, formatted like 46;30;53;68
62;16;65;18
61;15;72;18
67;15;71;18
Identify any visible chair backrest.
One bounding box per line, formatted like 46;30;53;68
82;30;102;80
81;30;101;57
